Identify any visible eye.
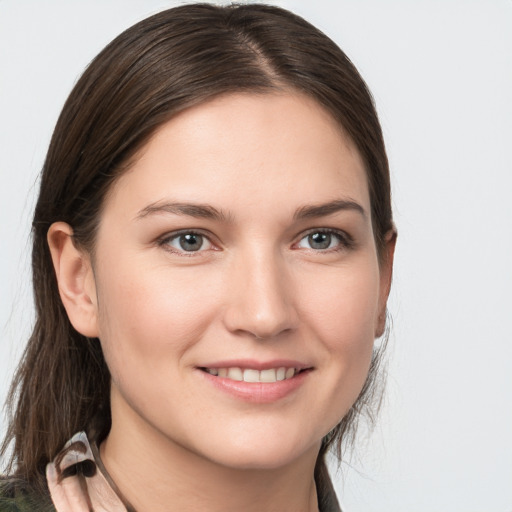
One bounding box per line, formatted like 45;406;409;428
161;231;213;253
296;230;350;251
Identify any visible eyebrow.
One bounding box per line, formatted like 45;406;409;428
135;198;366;223
135;202;228;222
293;199;366;220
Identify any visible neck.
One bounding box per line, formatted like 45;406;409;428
100;396;321;512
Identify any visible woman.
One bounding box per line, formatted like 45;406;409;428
0;3;395;511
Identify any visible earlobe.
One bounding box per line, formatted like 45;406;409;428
47;222;99;338
375;229;397;338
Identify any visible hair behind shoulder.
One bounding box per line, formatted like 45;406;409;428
1;2;392;491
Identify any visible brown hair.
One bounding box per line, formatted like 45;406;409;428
1;2;393;493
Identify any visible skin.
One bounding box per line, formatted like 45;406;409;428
49;92;395;512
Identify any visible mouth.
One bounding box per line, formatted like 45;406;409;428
199;366;305;383
197;362;312;402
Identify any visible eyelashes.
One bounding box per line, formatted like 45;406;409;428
295;229;355;252
157;229;215;255
160;231;213;253
157;228;355;256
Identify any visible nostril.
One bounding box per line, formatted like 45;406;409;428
222;261;300;339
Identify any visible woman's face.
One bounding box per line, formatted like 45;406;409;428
88;92;393;469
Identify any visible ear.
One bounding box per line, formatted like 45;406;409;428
47;222;99;338
375;229;397;338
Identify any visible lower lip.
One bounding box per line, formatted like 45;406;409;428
197;369;311;403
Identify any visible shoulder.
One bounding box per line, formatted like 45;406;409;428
0;478;55;512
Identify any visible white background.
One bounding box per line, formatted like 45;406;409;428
1;1;511;511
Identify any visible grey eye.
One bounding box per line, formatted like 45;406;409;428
165;232;212;252
297;231;342;251
179;233;203;251
308;232;332;250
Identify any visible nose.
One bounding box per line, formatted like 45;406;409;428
223;248;299;340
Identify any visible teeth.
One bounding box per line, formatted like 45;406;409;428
243;369;260;382
260;369;276;382
227;367;243;381
204;366;299;383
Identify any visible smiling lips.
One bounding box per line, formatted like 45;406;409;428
198;361;312;402
202;367;299;383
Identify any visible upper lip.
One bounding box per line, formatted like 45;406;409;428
197;359;312;371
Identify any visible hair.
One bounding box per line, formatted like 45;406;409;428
1;2;393;495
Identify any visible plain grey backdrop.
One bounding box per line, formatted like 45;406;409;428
1;1;511;511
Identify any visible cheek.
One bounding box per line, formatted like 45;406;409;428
300;258;380;347
94;259;221;381
298;259;380;414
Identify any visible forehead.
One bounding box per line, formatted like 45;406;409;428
104;92;370;221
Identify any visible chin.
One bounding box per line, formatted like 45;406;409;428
196;432;322;471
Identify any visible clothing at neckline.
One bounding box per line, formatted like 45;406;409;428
44;431;342;512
